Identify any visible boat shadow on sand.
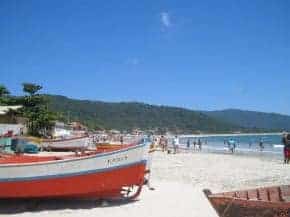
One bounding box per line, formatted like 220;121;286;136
0;198;138;214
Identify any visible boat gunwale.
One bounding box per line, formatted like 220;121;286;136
0;143;146;167
208;195;290;208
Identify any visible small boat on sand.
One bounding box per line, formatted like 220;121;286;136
204;185;290;217
41;136;90;151
0;140;151;200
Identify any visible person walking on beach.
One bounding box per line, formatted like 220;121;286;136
198;139;202;151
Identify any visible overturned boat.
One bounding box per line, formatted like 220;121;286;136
0;140;152;200
204;185;290;217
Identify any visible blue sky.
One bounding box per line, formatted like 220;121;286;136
1;0;289;114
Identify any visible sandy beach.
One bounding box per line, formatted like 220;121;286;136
1;151;290;217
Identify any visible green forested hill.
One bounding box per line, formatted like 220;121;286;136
205;109;290;131
46;95;243;133
46;95;289;133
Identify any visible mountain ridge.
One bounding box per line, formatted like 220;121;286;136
45;95;289;133
205;109;290;131
45;95;242;133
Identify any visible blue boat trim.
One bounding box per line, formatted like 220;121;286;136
0;143;147;167
0;160;147;183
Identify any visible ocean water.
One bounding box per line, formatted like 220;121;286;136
177;134;284;157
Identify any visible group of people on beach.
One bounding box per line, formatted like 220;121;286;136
224;138;265;153
158;135;180;154
156;134;290;165
225;139;237;153
172;137;203;154
186;138;203;151
157;135;203;154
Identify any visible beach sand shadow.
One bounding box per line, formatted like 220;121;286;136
0;198;138;214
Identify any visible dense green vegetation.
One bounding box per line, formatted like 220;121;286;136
46;95;247;133
205;109;290;132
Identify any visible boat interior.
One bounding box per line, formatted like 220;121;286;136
0;144;133;164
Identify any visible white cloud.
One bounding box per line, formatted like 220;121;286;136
161;12;171;28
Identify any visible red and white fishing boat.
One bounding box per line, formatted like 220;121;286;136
41;136;91;151
0;141;151;200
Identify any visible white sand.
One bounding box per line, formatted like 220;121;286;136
1;151;290;217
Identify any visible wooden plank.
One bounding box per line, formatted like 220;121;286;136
268;187;281;202
258;188;269;201
236;190;248;199
222;192;236;197
247;189;259;200
280;185;290;202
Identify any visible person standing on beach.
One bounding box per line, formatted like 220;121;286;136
173;136;179;154
193;140;197;150
228;139;236;153
198;139;202;151
186;138;190;150
120;135;123;144
259;138;264;151
282;133;290;164
160;135;167;152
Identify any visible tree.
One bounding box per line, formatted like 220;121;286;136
0;85;13;105
22;83;42;95
21;83;56;136
0;85;10;97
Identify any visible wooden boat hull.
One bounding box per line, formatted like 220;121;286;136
0;163;145;199
207;196;290;217
0;143;148;200
204;186;290;217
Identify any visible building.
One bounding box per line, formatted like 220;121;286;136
52;121;72;137
69;122;88;131
0;105;25;136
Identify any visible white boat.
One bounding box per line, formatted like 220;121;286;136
41;136;90;151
